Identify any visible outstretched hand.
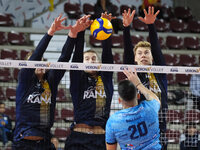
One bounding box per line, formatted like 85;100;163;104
101;12;116;22
138;6;160;24
48;14;72;36
123;68;141;87
69;15;93;38
122;8;135;27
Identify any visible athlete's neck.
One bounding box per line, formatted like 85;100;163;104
122;100;138;109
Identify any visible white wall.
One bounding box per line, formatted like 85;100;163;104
0;0;173;28
0;0;60;26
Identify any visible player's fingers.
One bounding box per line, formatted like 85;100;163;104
112;16;117;20
148;6;151;15
131;10;136;17
58;14;62;20
152;7;154;15
143;9;148;16
64;25;72;30
128;8;131;15
155;10;160;17
85;15;91;20
60;17;67;22
133;68;137;75
124;10;127;15
123;69;130;78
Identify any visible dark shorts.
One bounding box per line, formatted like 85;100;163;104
64;130;106;150
12;139;56;150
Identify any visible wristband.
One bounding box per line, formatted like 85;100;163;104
136;83;142;88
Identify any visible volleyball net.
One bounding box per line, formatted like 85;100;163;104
0;59;199;149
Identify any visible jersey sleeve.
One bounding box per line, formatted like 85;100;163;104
144;99;160;113
106;118;117;144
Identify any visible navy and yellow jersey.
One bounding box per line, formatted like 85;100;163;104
70;31;114;128
14;33;76;141
123;24;168;132
106;100;161;150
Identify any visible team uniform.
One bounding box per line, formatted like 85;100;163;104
13;33;76;150
106;99;161;150
123;24;168;149
64;31;114;150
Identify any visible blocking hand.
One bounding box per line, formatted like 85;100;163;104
69;15;93;38
101;12;116;22
138;6;160;24
123;68;141;87
122;8;135;27
48;14;72;36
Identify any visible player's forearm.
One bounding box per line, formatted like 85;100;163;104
106;143;117;150
123;26;134;64
137;83;160;104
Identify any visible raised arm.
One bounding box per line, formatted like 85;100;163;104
138;6;165;65
72;15;93;62
123;68;160;105
122;9;135;64
101;12;114;64
50;14;75;63
19;14;71;83
50;15;92;86
30;14;70;61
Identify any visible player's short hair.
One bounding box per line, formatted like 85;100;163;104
84;49;98;55
134;41;151;54
84;50;100;61
118;80;137;102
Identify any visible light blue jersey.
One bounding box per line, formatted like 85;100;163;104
106;99;161;150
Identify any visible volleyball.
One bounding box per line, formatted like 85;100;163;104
90;17;113;41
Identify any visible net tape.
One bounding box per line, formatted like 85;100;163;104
0;59;200;74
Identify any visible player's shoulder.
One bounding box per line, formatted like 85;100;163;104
141;99;160;110
108;110;125;122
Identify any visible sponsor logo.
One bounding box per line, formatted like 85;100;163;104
19;62;27;66
185;69;199;73
85;65;101;70
50;64;63;68
27;92;51;104
150;68;163;72
70;64;79;69
126;116;142;122
0;62;11;66
83;86;106;99
100;65;114;70
120;66;128;70
170;68;178;72
125;144;134;150
34;64;48;67
136;67;150;72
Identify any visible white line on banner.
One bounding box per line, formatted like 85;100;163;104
0;59;200;74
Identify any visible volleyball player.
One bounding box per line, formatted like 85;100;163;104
122;7;168;149
12;14;88;150
64;13;114;150
106;68;161;150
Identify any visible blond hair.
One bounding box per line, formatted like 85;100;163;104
84;49;98;55
134;41;151;54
